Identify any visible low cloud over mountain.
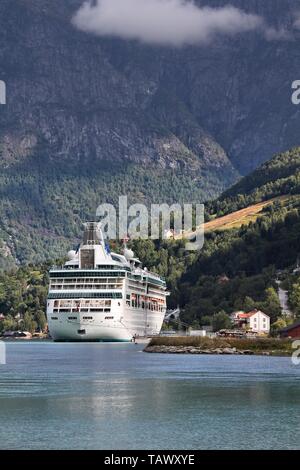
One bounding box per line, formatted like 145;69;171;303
72;0;267;46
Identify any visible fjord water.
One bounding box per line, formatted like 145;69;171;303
0;343;299;450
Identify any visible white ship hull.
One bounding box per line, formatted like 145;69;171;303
47;304;165;342
48;321;133;342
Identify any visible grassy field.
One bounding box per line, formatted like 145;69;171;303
175;195;290;239
203;197;288;232
148;336;293;353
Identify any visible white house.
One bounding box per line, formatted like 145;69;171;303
232;309;270;334
247;310;270;334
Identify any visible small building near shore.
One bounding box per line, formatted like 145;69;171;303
231;309;270;334
279;321;300;339
189;329;206;337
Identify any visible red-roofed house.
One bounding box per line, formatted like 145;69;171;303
231;309;270;334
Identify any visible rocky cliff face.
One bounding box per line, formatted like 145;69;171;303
1;0;299;176
0;0;300;265
0;0;236;179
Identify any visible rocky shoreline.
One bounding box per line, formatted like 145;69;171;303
144;345;288;356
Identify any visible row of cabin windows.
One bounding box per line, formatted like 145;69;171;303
127;285;146;293
128;281;165;290
53;308;111;313
54;300;111;308
50;284;123;290
69;316;95;320
128;277;166;288
92;265;130;271
126;300;164;311
51;270;164;285
51;278;123;283
127;285;166;298
50;271;126;278
48;292;122;299
51;316;114;321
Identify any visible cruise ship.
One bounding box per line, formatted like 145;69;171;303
46;222;169;342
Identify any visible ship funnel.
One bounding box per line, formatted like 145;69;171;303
80;222;108;269
83;222;102;246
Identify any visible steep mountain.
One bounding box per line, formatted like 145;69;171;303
1;0;300;266
1;0;299;174
0;0;236;177
210;147;300;217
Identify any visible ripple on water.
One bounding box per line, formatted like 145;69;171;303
0;343;300;450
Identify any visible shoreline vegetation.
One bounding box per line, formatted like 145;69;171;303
144;336;293;356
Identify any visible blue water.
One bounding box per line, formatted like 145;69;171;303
0;342;300;450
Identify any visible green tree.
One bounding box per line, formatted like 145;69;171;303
34;310;47;332
289;283;300;317
200;315;212;326
0;315;16;333
243;296;257;312
262;287;281;322
22;312;37;334
211;311;232;332
270;318;287;337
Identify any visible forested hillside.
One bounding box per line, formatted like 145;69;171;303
2;147;300;332
0;161;225;268
0;264;49;334
208;147;300;218
179;197;300;325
